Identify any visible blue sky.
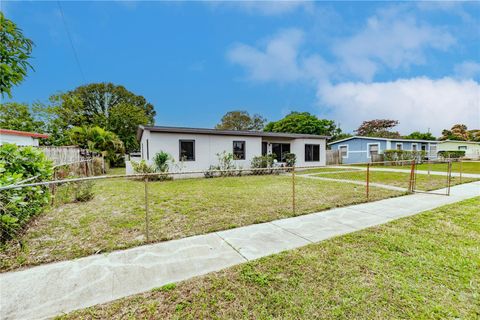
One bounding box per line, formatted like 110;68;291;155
2;1;479;135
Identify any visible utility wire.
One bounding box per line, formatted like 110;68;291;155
57;1;87;83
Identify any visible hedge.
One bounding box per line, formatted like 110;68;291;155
437;150;465;159
0;144;53;242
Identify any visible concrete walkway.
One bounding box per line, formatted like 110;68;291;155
1;182;479;320
332;165;480;179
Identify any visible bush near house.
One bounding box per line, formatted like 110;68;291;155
438;150;465;159
383;150;426;164
0;144;53;242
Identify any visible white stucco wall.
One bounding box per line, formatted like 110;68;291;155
0;134;39;146
138;130;327;171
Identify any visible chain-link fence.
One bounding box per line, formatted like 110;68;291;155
1;160;477;272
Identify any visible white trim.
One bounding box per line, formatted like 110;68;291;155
338;144;349;158
411;143;418;151
395;142;403;150
328;135;441;145
366;143;380;159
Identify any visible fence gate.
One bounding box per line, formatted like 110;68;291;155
411;160;453;196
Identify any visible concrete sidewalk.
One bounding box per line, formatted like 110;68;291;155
298;174;408;192
333;165;480;179
1;182;479;320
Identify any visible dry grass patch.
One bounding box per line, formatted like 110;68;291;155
0;174;402;272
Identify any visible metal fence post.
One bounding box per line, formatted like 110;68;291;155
409;160;416;193
292;166;296;215
366;163;370;200
459;160;462;183
144;176;150;242
446;161;452;196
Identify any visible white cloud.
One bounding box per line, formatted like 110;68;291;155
227;28;305;82
208;1;313;16
318;77;480;135
454;61;480;79
334;10;455;81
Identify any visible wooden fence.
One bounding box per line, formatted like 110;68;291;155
326;150;341;165
39;146;82;166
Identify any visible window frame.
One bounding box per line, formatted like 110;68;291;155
233;140;246;160
367;143;380;159
338;144;348;158
395;143;403;150
271;143;291;162
411;143;418;151
458;146;467;151
179;139;196;161
305;144;320;162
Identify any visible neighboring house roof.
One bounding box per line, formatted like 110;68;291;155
0;129;49;139
438;140;480;145
328;135;439;145
137;125;330;141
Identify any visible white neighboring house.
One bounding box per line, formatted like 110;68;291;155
132;125;329;173
0;129;49;146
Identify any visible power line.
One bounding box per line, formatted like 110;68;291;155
57;1;86;83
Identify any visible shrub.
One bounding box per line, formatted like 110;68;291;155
153;151;170;173
204;152;239;178
250;154;275;175
131;160;156;174
284;153;296;168
383;150;426;164
0;144;53;242
55;181;95;204
438;150;465;159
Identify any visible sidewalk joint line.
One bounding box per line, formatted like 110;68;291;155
269;222;314;244
215;232;249;262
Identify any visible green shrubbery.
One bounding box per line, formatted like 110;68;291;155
0;144;53;242
438;150;465;159
383;150;426;164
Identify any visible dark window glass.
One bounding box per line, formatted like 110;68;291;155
233;141;246;160
305;144;320;162
272;143;291;162
146;139;149;160
262;142;268;156
179;140;195;161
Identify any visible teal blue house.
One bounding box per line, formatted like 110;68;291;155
328;136;439;164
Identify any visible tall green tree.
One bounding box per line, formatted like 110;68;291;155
215;110;266;131
0;102;43;132
0;13;34;98
68;125;124;157
355;119;400;138
441;124;470;141
108;103;149;152
404;131;436;141
264;112;342;138
36;83;155;151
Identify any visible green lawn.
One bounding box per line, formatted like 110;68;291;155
296;167;361;175
58;197;480;319
396;161;480;174
313;170;477;191
0;173;401;272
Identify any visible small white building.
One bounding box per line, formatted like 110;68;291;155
135;125;328;172
0;129;49;147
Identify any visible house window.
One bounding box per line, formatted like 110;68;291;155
262;142;268;156
369;144;379;158
429;145;437;156
271;143;290;162
233;141;246;160
339;145;348;158
396;143;403;150
179;140;195;161
412;144;417;151
458;146;467;151
305;144;320;162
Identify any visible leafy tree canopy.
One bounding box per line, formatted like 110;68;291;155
404;131;436;141
68;126;124;156
264;112;342;138
441;124;479;141
215;110;266;131
0;102;43;132
355;119;400;138
35;83;155;152
0;13;34;98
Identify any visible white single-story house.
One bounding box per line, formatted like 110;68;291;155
0;129;49;146
134;125;329;172
438;140;480;159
